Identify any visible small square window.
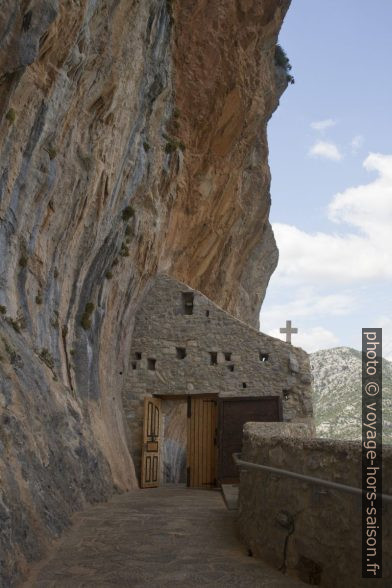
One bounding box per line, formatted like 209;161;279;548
135;352;142;360
242;382;247;389
224;352;232;361
147;358;156;371
176;347;187;359
210;352;218;365
259;353;269;362
131;362;137;370
182;292;194;315
227;364;234;372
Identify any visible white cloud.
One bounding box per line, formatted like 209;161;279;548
310;119;337;132
260;288;354;354
262;153;392;355
309;140;343;161
351;134;364;153
267;326;339;353
272;153;392;285
272;223;387;284
328;153;392;245
261;288;356;329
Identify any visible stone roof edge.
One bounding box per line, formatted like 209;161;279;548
154;272;307;355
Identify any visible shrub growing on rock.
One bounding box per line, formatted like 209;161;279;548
122;206;134;221
120;243;130;257
8;314;25;332
274;44;295;84
164;134;185;154
44;145;57;160
39;348;55;369
19;256;28;268
81;302;95;330
6;108;16;123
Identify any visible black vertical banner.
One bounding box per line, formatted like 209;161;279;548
362;329;382;578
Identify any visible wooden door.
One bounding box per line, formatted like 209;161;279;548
141;397;161;488
218;396;282;484
187;396;217;488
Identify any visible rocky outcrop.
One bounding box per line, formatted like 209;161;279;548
311;347;392;443
0;0;290;584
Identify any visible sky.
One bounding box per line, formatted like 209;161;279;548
260;0;392;360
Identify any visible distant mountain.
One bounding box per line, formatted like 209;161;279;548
310;347;392;444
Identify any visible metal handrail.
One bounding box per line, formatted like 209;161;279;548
233;453;392;504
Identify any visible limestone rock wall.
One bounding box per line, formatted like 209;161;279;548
238;423;392;587
0;0;290;584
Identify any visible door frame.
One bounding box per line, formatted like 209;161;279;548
217;395;283;484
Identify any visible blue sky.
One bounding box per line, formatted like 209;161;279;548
260;0;392;359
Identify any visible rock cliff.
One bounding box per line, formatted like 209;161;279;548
0;0;290;584
311;347;392;443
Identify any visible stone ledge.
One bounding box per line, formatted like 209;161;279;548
238;429;391;587
243;422;314;440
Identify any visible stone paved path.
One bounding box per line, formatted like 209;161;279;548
25;486;305;587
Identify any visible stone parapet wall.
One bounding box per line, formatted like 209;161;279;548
238;423;392;587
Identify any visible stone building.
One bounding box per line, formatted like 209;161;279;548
122;274;313;487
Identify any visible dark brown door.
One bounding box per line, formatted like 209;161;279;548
218;396;282;483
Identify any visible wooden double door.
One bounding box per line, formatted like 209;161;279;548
140;396;217;489
140;395;282;488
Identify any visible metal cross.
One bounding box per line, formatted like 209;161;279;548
280;320;298;344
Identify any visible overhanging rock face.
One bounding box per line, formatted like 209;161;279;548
122;274;314;477
0;0;292;583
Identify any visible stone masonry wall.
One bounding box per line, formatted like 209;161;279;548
122;274;313;478
238;423;392;587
